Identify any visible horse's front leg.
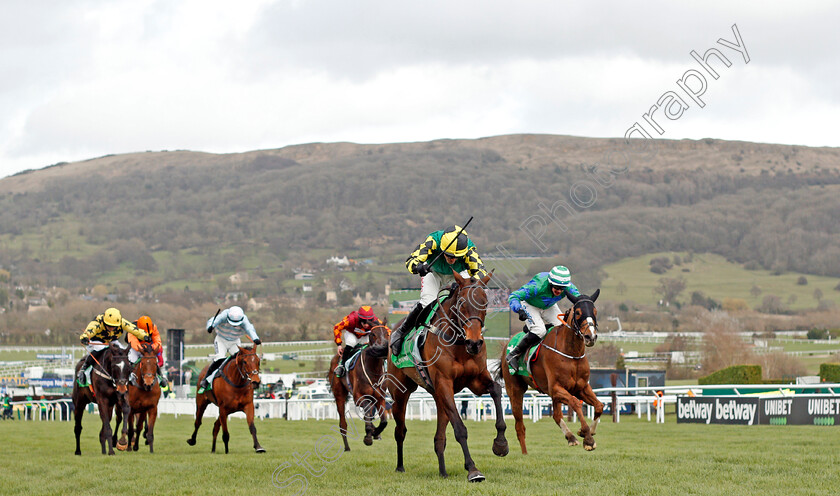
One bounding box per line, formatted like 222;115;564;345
371;395;388;440
437;381;484;482
96;399;114;455
551;384;593;450
576;383;604;438
470;373;508;457
244;401;265;453
115;394;130;451
432;398;450;477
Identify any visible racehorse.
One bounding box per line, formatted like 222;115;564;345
498;289;604;453
186;345;265;454
72;342;133;455
328;324;391;451
126;343;162;453
387;271;508;482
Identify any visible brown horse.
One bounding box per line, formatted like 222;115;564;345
498;289;604;453
72;342;133;455
186;345;265;454
328;324;391;450
387;271;508;482
126;343;162;452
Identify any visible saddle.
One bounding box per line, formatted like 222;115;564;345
506;331;544;378
203;352;238;392
344;345;368;372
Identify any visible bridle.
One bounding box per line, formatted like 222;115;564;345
133;354;159;391
565;298;598;341
220;349;261;389
441;282;487;341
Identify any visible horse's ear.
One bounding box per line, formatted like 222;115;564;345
452;269;467;286
591;288;600;302
480;271;493;286
565;290;579;304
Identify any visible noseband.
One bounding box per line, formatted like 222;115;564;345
567;298;598;341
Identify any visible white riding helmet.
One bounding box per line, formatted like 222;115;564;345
227;306;245;326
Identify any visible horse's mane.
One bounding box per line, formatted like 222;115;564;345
366;343;388;359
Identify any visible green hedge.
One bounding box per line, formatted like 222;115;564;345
698;365;762;385
819;363;840;383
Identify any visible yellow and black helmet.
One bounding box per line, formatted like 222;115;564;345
103;307;122;327
440;225;469;257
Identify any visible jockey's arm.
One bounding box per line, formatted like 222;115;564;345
464;247;488;278
79;319;100;342
122;319;149;341
242;317;259;342
405;235;437;274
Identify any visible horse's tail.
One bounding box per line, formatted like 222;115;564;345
366;343;388;359
492;339;510;382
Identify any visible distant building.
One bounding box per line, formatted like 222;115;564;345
294;273;314;280
326;256;350;267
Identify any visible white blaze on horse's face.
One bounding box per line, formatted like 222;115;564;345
583;317;598;347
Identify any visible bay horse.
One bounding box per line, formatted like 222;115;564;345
387;271;508;482
498;289;604;454
72;342;133;455
328;324;391;450
126;343;162;453
186;345;265;454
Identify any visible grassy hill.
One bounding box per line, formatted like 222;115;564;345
600;252;840;310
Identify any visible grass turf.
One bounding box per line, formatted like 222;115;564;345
1;411;839;495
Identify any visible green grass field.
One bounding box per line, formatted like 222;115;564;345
2;412;839;495
600;252;840;310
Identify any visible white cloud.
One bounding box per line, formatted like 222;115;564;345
1;0;838;178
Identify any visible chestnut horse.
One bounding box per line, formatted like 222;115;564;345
387;271;508;482
126;343;162;452
328;324;391;451
186;345;265;454
72;342;133;455
498;290;604;453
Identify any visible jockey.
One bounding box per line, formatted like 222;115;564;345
199;306;261;393
333;305;379;379
390;225;488;356
127;315;168;387
506;265;581;370
77;307;150;384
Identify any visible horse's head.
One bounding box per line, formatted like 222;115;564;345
136;343;158;390
107;343;132;394
450;270;493;355
565;289;600;347
237;345;262;387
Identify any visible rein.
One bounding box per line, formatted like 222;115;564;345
220;351;259;389
435;282;486;342
543;298;598;360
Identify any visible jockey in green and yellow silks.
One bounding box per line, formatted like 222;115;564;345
390;225;487;355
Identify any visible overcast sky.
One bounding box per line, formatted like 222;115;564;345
1;0;838;179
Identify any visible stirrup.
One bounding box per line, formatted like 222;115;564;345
334;364;345;377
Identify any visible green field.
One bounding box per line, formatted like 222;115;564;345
2;413;839;495
600;252;840;310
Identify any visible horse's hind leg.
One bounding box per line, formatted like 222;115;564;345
187;395;209;446
244;402;265;453
73;400;85;455
334;388;351;451
128;413;138;451
211;417;221;453
219;411;231;454
504;371;529;454
391;387;411;473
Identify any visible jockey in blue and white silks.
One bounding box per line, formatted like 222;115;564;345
198;306;261;392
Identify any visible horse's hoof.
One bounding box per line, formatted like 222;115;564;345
186;438;196;446
493;440;509;457
363;437;373;446
374;435;381;441
395;466;405;473
116;443;128;452
467;471;486;483
439;472;448;479
344;447;351;452
585;443;596;451
568;439;579;447
74;451;81;456
132;445;139;452
255;447;266;454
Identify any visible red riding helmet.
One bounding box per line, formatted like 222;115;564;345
358;305;376;323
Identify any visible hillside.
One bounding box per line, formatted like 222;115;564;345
1;133;839;301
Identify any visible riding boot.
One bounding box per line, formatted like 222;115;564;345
334;345;354;378
77;348;102;384
199;359;223;392
390;302;424;356
506;332;542;371
157;365;169;387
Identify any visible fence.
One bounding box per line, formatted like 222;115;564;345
11;383;840;425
